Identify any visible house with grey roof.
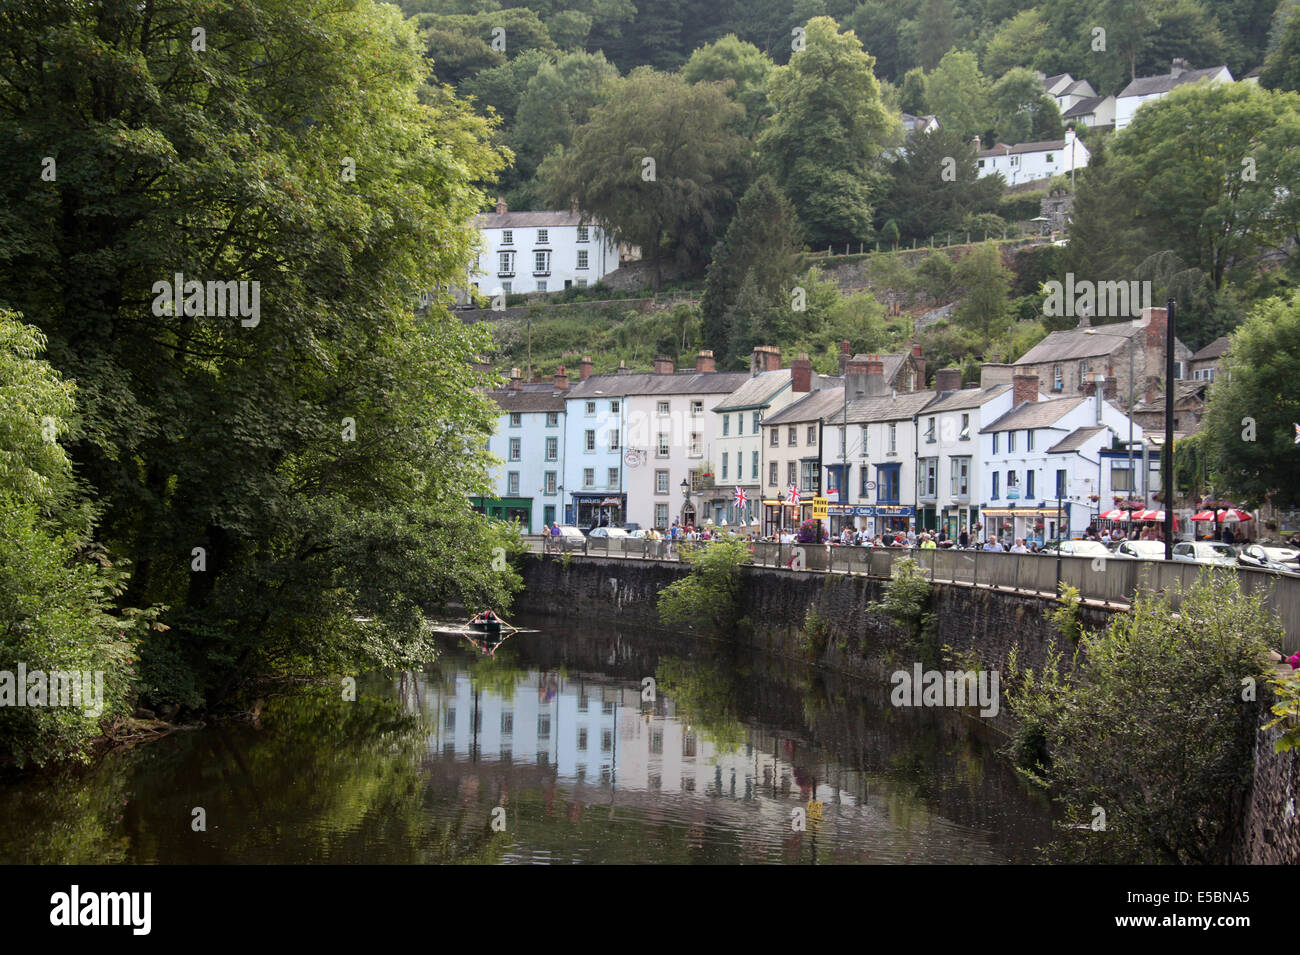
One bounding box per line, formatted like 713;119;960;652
978;371;1145;543
1062;94;1116;131
976;129;1089;186
462;197;620;302
1115;59;1233;130
1189;335;1230;382
760;380;844;535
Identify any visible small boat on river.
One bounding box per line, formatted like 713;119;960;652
430;612;539;656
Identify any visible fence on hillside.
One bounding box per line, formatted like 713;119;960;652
524;536;1300;655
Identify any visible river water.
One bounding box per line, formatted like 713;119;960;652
0;619;1056;864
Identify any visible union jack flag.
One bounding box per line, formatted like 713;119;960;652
733;486;748;508
788;485;801;506
1295;423;1300;444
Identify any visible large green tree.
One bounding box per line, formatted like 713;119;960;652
681;34;775;137
538;67;748;288
1260;2;1300;94
924;49;992;143
0;0;519;709
759;17;895;246
990;67;1064;145
876;128;1005;241
952;242;1014;341
1202;291;1300;510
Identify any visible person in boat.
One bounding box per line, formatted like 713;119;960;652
470;609;501;625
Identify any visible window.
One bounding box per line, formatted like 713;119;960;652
722;414;730;437
925;417;936;443
721;452;728;480
586;401;596;415
787;461;797;486
960;413;970;441
1056;469;1067;499
769;461;778;486
1007;470;1019;492
575;278;587;288
919;458;937;497
1026;470;1035;499
507;471;519;495
1052;364;1063;392
1008;431;1016;453
576;250;588;270
509;412;521;427
537;714;550;738
577;225;589;242
657;401;670;416
1111;464;1133;492
546;412;558;427
537;228;548;244
501;281;511;295
752;411;760;433
752;449;759;480
445;708;455;730
691;400;703;416
888;423;897;453
656;432;669;457
498;251;515;274
788;426;797;447
577;727;587;750
800;459;819;494
1045;153;1055;163
992;471;1000;499
584;429;595;452
655;502;669;528
545;471;557;494
502;230;513;245
950;457;970;496
582;468;594;488
838;426;846;457
655;470;669;494
993;432;1000;454
1026;430;1035;451
508;437;521;461
736;414;743;435
501;711;513;734
610;400;619;413
534;250;550;274
608;428;620;450
607;467;618;488
601;730;612;753
536;280;547;292
877;464;900;503
770;428;779;447
688;432;702;457
861;425;869;455
807;425;817;445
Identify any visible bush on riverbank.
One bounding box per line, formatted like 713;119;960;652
656;538;751;636
871;557;939;668
1008;570;1278;863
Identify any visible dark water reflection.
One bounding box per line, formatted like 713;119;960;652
0;620;1056;864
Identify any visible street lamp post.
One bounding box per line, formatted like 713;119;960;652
776;490;785;536
680;478;691;528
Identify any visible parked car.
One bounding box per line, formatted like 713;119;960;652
553;526;587;552
1171;541;1238;567
588;527;629;540
1113;540;1170;560
1237;543;1300;573
621;523;642;533
1038;539;1112;558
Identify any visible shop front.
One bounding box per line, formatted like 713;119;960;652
941;506;979;541
569;493;625;529
981;504;1069;544
826;504;916;538
469;496;533;532
762;498;805;537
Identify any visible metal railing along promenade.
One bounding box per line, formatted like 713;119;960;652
526;536;1300;655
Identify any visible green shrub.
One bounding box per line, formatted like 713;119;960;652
656;538;751;636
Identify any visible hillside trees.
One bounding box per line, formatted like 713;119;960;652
875;128;1004;242
759;17;895;246
0;0;519;708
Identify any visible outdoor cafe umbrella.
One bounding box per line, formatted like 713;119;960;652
1191;508;1253;522
1099;508;1131;521
1136;508;1174;523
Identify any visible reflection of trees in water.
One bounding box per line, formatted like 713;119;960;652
0;761;131;864
655;655;749;753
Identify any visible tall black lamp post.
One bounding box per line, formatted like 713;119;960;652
1164;299;1176;561
680;478;691;528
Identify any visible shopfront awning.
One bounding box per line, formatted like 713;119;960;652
981;506;1067;518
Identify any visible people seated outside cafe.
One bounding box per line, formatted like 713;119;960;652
1009;538;1029;554
984;537;1004;552
919;534;937;549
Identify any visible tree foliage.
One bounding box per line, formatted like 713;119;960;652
656;538;752;635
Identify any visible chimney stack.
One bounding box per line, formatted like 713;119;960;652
617;359;632;375
509;367;522;391
791;354;812;393
865;354;888;396
1142;306;1167;352
844;355;871;398
750;345;782;375
1012;373;1038;408
1171;58;1188;78
935;367;963;393
695;349;716;374
578;355;593;380
495;196;507;215
554;364;568;391
839;340;852;376
653;355;674;375
980;362;1014;388
910;342;925;390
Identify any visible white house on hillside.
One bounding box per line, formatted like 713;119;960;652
976;129;1089;186
465;199;620;300
1115;60;1233;130
1041;73;1096;114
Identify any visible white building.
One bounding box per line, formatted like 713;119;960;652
760;381;844;536
1041;73;1096;115
976;129;1089;186
562;358;628;528
979;372;1144;543
476;370;569;533
1062;94;1116;130
466;200;620;299
1115;60;1232;131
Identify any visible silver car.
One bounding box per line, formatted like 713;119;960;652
1237;544;1300;573
1171;541;1238;567
1113;540;1170;560
1038;539;1112;558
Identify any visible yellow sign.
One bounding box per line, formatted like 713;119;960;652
812;497;829;519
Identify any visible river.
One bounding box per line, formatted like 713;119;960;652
0;618;1056;864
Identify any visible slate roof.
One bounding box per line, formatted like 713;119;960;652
1014;325;1138;365
1132;381;1207;413
566;370;751;398
490;387;568;413
1191;336;1230;362
765;386;846;426
977;138;1071;158
1063;94;1107;118
472;210;587;229
830;389;939;426
982;396;1087;432
1118;65;1228;98
713;369;792;412
1047;425;1108;454
923;383;1012;414
1042;73;1073;94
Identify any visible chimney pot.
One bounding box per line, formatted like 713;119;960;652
935;368;963;393
653;355;674;375
750;345;782;375
554;365;568;390
695;349;716;374
578;356;594;380
791;354;813;393
1012;373;1038;408
495;197;507;214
